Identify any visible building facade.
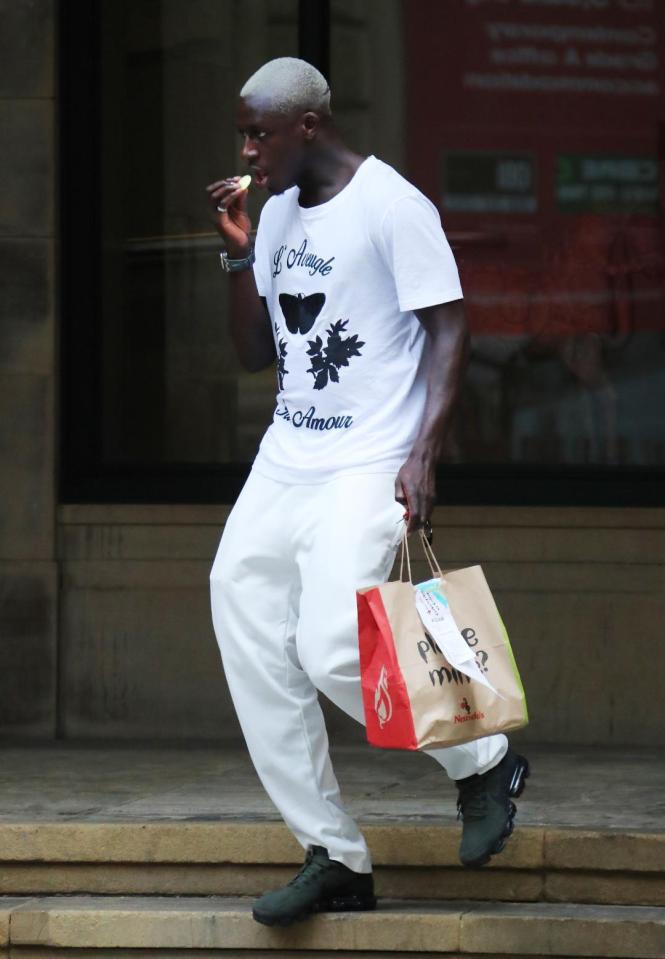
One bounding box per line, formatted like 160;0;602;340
2;0;664;744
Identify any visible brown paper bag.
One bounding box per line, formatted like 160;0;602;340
358;532;528;750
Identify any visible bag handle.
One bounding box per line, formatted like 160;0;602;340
420;529;444;581
397;528;444;583
398;528;413;582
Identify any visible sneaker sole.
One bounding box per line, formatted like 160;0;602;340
253;893;377;928
509;754;530;799
462;754;530;869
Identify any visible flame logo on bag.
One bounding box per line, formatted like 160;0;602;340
374;666;393;728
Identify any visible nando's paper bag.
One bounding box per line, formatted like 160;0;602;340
357;556;528;751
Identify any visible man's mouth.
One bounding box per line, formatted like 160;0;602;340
251;168;268;189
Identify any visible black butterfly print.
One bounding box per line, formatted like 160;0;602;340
306;319;365;391
279;292;326;335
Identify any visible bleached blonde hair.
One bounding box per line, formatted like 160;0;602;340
240;57;331;116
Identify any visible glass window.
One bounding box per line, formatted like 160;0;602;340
405;0;665;469
96;0;299;467
61;0;665;502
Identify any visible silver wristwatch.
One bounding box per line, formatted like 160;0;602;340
219;248;255;273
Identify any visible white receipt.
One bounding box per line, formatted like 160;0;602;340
414;579;501;696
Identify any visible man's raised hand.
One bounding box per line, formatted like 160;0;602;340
206;176;253;258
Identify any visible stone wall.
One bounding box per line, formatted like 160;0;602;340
0;0;57;737
58;504;665;746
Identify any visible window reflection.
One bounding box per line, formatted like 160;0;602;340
99;0;300;466
97;0;665;474
407;0;665;467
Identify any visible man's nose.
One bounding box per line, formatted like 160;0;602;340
240;137;258;161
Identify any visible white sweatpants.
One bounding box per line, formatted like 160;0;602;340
210;470;507;873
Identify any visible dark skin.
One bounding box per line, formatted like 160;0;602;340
206;94;469;533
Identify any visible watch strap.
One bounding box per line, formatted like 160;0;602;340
220;248;255;273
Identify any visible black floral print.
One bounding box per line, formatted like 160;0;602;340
275;323;289;390
306;319;365;391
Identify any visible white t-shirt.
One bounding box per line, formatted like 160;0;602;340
251;155;463;484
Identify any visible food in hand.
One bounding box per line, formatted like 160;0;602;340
238;174;252;191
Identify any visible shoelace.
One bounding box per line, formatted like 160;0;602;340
456;776;488;821
288;850;330;888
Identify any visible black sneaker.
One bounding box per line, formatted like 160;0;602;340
456;747;530;868
252;845;376;927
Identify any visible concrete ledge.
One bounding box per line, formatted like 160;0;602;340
544;829;665;872
1;863;663;908
1;900;35;946
5;952;665;959
0;822;543;867
460;901;665;957
545;871;665;908
2;822;661;871
9;898;463;950
371;824;542;869
0;823;299;865
0;951;515;959
0;863;543;903
7;897;665;955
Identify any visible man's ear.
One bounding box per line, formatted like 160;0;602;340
301;111;320;141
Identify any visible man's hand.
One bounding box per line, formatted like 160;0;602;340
395;300;469;535
204;176;275;373
395;449;436;535
205;177;253;258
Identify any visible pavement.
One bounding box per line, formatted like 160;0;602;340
0;741;662;831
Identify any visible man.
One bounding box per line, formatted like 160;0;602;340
207;57;528;927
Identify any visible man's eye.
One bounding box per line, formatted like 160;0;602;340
239;130;268;144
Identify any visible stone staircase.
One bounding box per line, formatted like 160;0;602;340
0;820;663;956
4;897;665;956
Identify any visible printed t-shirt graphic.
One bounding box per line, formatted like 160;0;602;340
251;156;464;484
279;292;325;335
277;292;365;391
305;318;365;391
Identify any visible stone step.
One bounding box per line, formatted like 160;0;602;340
1;896;664;957
0;822;663;906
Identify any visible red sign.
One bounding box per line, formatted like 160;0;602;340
405;0;665;335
